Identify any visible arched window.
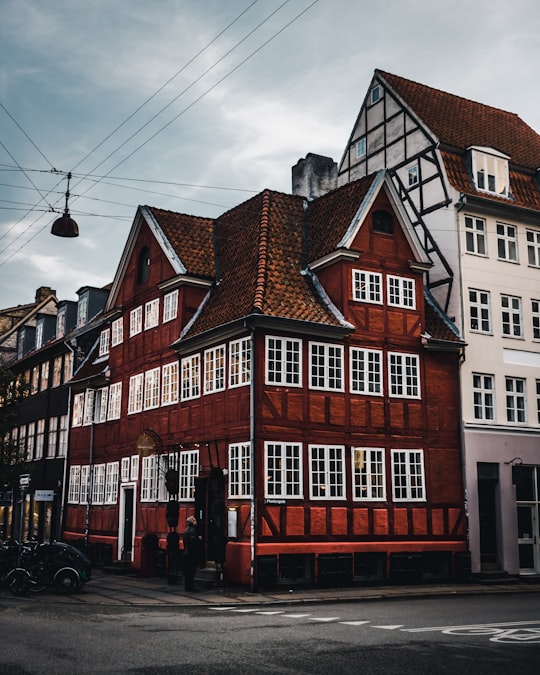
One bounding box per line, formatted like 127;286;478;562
137;246;150;284
372;210;393;235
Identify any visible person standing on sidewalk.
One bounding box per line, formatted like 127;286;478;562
182;516;202;592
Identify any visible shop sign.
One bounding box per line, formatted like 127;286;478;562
34;490;55;502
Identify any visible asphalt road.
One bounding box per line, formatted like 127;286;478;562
1;592;539;674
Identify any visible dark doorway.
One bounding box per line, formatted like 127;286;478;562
194;468;225;563
477;463;499;568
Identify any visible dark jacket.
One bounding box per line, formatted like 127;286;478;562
182;523;201;564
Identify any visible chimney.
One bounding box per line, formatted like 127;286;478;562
35;286;56;303
292;153;337;200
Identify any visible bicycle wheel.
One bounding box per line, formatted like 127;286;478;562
54;568;81;594
6;568;31;596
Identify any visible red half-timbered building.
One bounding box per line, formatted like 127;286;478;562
63;170;467;587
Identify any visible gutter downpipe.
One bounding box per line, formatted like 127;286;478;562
59;339;75;540
248;325;256;592
84;392;95;548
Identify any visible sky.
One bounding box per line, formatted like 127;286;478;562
1;0;540;309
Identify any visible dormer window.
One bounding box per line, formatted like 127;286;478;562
35;321;44;349
56;309;66;338
77;296;88;328
470;147;509;197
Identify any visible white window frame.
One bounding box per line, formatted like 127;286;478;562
496;222;518;262
408;164;419;187
129;306;143;337
145;298;160;330
99;329;110;356
229;443;251;498
64;352;73;382
352;447;386;501
83;389;95;425
52;356;62;388
309;445;345;500
505;377;526;424
56;310;66;339
111;317;123;347
94;387;109;423
391;449;425;501
80;465;91;504
352;270;382;304
350;347;383;395
58;415;68;457
163;289;178;323
388;352;420;399
532;299;540;341
472;373;495;421
229;337;251;388
464;215;487;256
26;422;35;461
204;345;225;395
35;420;44;459
92;464;106;505
370;85;381;105
501;294;523;338
265;336;302;386
181;354;200;401
73;393;85;427
128;373;144;414
77;296;88;328
130;455;139;481
68;466;81;504
105;462;119;504
107;382;122;420
47;417;57;458
387;275;416;309
309;342;344;391
121;457;130;483
527;229;540;267
40;361;49;391
179;450;199;501
162;361;179;406
264;442;303;499
141;456;159;502
356;137;366;159
471;148;509;197
144;367;160;410
469;288;492;334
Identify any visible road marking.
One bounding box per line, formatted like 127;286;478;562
256;611;285;615
372;625;404;630
403;619;540;633
209;607;236;611
309;617;341;622
282;613;312;618
231;608;261;613
339;621;371;626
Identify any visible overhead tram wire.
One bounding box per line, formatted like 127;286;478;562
0;0;319;266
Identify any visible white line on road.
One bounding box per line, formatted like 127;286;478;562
256;611;285;615
339;621;371;626
282;613;312;618
309;617;341;622
403;619;540;633
372;625;404;630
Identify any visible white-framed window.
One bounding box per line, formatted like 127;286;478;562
229;443;251;498
532;300;540;341
350;347;383;395
121;457;130;482
56;310;66;339
141;455;159;501
472;373;495;421
352;447;385;501
80;465;91;504
162;362;179;406
496;223;518;262
144;368;160;409
388;352;420;398
31;367;39;394
52;356;62;388
129;306;143;337
40;361;49;391
179;450;199;501
26;422;35;461
506;377;526;423
158;455;169;502
309;342;344;391
58;415;68;457
111;317;123;347
35;419;45;459
163;290;178;323
107;382;122;420
469;289;491;333
408;164;419;187
99;329;110;356
92;464;106;505
145;299;160;330
501;294;522;338
264;442;302;498
465;215;487;255
387;275;415;309
352;270;382;304
370;84;381;105
392;449;425;501
73;392;85;427
309;445;345;499
265;336;302;386
204;345;225;394
181;354;200;400
471;148;509;197
229;337;251;388
356;137;366;159
83;389;95;425
47;417;57;458
77;296;88;328
94;387;109;423
527;229;540;267
128;373;144;414
105;462;119;504
68;466;81;504
130;455;139;481
64;352;73;382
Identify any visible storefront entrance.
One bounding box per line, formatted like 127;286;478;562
513;466;540;574
118;485;135;561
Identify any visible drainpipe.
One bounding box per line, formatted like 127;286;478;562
59;339;75;539
247;324;257;592
84;391;95;548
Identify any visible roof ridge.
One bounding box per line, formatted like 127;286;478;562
252;190;271;313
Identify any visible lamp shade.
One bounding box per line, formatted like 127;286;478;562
51;212;79;237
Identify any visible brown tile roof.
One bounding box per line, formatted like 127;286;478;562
184;190;345;338
424;291;463;346
146;207;215;278
378;70;540;170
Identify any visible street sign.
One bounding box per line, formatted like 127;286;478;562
34;489;55;502
19;474;30;488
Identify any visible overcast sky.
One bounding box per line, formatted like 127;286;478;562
1;0;539;309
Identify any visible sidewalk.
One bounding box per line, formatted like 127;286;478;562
10;570;540;608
